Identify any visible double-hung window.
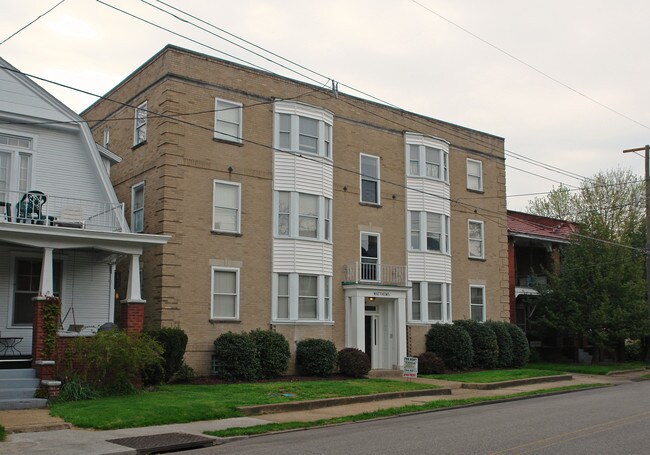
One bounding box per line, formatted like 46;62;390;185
409;211;450;253
275;102;333;159
211;267;239;319
467;159;483;191
407;142;449;182
470;285;485;321
274;273;332;321
134;101;147;146
131;182;144;233
361;232;379;281
360;154;380;204
13;258;62;325
468;220;484;259
0;134;33;205
410;281;451;323
213;180;241;234
214;98;243;143
275;191;331;241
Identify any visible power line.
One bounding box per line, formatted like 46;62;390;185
0;0;66;46
409;0;650;132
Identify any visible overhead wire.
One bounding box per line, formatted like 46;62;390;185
0;0;66;46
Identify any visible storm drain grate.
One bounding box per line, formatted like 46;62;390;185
107;432;215;454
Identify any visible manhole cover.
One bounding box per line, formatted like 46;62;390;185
107;432;215;454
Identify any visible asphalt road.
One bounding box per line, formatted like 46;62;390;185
191;380;650;454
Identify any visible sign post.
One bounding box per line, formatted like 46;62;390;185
403;356;418;380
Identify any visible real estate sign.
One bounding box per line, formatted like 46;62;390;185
403;356;418;378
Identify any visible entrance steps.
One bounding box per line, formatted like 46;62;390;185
368;369;403;379
0;368;47;410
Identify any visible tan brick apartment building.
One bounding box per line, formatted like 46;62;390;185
83;45;509;374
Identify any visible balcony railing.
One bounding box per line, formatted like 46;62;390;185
343;262;407;286
516;274;548;287
0;189;125;232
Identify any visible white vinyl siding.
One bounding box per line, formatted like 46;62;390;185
211;267;239;320
273;273;331;322
468;220;485;259
134;101;147;146
467;159;483;191
360;154;380;204
213;180;241;234
131;182;144;233
273;239;333;275
470;285;486;322
214;98;243;143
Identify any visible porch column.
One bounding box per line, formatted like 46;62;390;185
396;294;407;368
39;247;54;296
121;253;145;334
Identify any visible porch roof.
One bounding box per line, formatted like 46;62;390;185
0;222;169;255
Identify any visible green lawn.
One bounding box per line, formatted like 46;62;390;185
207;384;608;437
49;379;437;430
421;368;561;383
527;362;647;375
0;424;5;442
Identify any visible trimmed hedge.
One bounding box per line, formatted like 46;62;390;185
144;328;189;382
485;321;514;368
213;332;260;381
454;320;499;369
296;338;338;376
338;348;371;378
417;351;445;374
507;324;530;367
250;329;291;378
425;324;473;370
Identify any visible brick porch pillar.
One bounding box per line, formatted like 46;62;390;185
120;300;145;334
32;296;61;364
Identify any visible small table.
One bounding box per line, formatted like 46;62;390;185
0;337;23;356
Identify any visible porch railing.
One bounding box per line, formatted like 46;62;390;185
343;262;407;286
0;189;125;232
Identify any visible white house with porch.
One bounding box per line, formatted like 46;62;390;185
0;56;168;404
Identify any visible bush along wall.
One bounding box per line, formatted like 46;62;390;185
144;327;189;384
213;332;260;381
249;329;291;378
296;338;338;376
454;320;499;369
338;348;371;378
425;324;473;370
507;323;530;367
485;321;514;368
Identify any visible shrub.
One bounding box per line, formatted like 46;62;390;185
625;339;643;362
338;348;371;378
296;338;337;376
57;374;100;402
213;332;260;381
425;324;473;370
63;330;163;396
144;328;189;382
507;323;530;367
417;351;445;374
0;424;5;442
454;320;499;369
249;329;291;378
485;321;514;368
169;362;196;384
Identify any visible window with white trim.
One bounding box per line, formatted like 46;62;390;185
467;159;483;191
211;267;239;319
273;273;331;321
361;232;379;281
409;281;451;322
468;220;484;259
470;285;485;322
13;258;62;325
134;101;147;146
360;154;380;204
214;98;243;143
213;180;241;233
275;191;331;241
409;211;450;253
407;143;448;182
131;183;144;233
0;133;33;202
275;103;333;158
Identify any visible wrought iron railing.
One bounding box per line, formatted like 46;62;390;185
343;262;407;286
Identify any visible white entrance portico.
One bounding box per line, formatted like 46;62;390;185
343;284;408;370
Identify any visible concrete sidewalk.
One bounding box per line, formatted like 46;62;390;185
0;372;637;455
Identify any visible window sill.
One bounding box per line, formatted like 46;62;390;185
468;256;487;262
359;202;382;208
131;141;147;151
209;318;241;324
407;321;451;326
271;320;335;326
274;236;332;244
211;230;242;237
466;188;484;194
213;137;244;147
408;249;451;256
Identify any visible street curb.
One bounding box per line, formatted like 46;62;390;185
237;387;452;416
460;374;573;390
5;422;72;434
606;368;648;376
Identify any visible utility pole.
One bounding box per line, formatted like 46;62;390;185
623;145;650;361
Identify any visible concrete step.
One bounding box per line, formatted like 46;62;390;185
0;368;36;379
368;369;403;378
0;377;40;389
0;398;47;410
0;387;39;400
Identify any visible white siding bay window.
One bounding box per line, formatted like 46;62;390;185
406;137;449;182
409;282;452;323
274;101;333;159
273;273;332;322
409;211;450;253
275;191;331;242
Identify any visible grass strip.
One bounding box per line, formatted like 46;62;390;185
420;369;560;383
0;424;5;442
527;362;647;375
49;379;437;430
207;384;607;437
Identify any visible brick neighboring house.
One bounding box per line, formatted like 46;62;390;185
507;210;578;334
82;45;509;375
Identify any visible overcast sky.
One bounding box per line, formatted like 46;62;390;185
2;0;648;211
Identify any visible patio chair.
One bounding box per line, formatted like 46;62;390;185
15;191;47;224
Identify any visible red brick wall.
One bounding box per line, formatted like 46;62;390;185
121;301;145;333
